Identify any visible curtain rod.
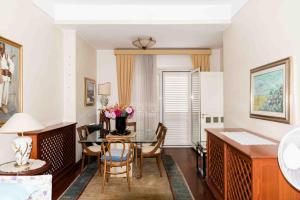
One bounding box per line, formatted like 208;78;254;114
114;48;211;55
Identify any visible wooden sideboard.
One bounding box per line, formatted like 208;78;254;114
206;128;300;200
22;122;76;183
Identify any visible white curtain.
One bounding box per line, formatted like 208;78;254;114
131;55;159;137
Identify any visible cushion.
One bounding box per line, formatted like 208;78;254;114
84;145;101;153
0;182;38;200
142;146;161;154
101;149;129;162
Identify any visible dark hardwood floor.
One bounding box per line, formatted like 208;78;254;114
164;148;215;200
53;148;214;200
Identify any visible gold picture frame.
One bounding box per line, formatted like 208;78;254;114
84;77;96;106
250;57;291;124
0;36;23;125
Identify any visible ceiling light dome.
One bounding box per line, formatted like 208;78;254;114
132;37;156;49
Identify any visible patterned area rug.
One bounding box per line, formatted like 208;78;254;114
59;155;193;200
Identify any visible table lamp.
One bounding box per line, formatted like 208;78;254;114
98;82;111;107
0;113;45;166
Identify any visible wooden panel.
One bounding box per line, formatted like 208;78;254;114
227;145;252;200
114;48;211;55
207;133;225;200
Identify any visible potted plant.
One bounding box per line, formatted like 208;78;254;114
104;105;134;134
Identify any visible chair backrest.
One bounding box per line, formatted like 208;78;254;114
155;122;164;138
99;110;111;131
148;125;167;155
77;125;90;151
101;138;134;165
126;121;136;132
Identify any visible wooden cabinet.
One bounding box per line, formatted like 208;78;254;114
206;128;300;200
22;123;76;183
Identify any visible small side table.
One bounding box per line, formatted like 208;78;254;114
196;141;207;178
0;159;50;176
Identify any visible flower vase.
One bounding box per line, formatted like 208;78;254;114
116;116;127;134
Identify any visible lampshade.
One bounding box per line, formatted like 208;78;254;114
0;113;45;133
132;37;156;49
98;82;111;96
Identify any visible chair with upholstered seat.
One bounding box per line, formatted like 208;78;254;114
77;126;102;174
99;110;111;131
126;121;136;132
139;125;167;178
101;138;135;192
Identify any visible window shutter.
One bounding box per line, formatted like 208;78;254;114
162;72;190;146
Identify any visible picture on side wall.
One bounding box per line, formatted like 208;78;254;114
85;77;96;106
0;36;23;125
250;57;291;124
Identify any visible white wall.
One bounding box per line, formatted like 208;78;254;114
76;35;97;126
75;34;97;161
0;0;64;162
223;0;300;140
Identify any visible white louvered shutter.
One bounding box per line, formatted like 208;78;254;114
162;72;190;146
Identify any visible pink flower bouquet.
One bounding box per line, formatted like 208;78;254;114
104;105;134;119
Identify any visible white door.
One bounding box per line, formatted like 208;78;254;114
200;72;224;142
162;71;190;146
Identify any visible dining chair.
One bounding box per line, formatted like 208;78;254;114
126;121;136;132
139;125;167;178
77;126;102;175
99;110;111;131
101;137;135;192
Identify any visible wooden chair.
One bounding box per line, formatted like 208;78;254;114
77;126;102;174
101;138;135;192
139;125;167;178
126;121;136;132
99;110;111;131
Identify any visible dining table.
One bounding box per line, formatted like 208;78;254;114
79;129;158;178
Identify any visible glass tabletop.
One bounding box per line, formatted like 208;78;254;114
79;130;158;143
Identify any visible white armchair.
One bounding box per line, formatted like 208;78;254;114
0;175;52;200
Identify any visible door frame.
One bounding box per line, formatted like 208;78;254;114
190;69;201;148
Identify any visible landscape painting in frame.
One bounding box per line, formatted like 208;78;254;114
0;36;23;125
250;58;290;123
85;77;96;106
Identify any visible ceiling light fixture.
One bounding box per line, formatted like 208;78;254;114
132;36;156;49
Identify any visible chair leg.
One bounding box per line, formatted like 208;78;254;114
140;155;144;178
81;153;85;172
97;155;102;176
156;154;163;177
126;163;131;191
106;166;110;183
101;162;106;193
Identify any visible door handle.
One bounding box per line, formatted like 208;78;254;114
201;113;208;119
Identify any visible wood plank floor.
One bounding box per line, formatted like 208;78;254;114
164;148;215;200
53;148;215;200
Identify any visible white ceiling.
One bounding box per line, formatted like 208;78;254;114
66;24;227;49
32;0;248;49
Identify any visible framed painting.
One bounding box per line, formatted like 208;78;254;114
85;77;96;106
0;36;23;125
250;57;290;123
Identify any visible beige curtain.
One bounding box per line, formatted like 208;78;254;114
116;54;135;106
192;55;210;71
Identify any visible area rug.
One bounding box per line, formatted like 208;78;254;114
59;155;193;200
